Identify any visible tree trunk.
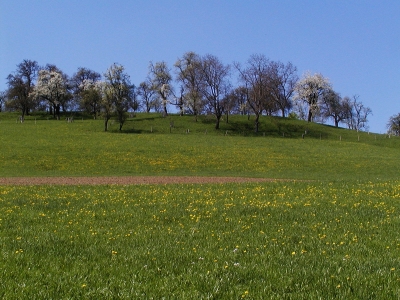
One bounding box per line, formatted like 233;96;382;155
104;118;109;131
21;109;26;122
215;116;221;130
307;109;313;122
334;119;339;127
163;99;168;117
56;104;60;120
254;113;260;132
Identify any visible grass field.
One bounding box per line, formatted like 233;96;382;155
1;182;399;298
1;112;399;180
0;112;399;298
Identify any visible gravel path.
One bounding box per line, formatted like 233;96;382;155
0;176;282;185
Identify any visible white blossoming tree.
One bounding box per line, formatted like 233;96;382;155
149;61;172;117
34;66;71;119
294;72;331;122
71;67;102;118
174;52;205;120
79;79;103;119
103;63;134;131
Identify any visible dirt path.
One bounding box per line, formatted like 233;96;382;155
0;176;283;185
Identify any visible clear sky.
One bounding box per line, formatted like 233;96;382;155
1;0;399;133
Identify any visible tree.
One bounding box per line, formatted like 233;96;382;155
268;61;298;117
341;96;354;129
387;113;400;136
6;59;39;120
235;54;270;132
294;72;331;122
320;89;347;127
99;81;114;132
149;61;172;117
341;95;371;131
227;86;249;116
103;63;134;131
70;67;101;117
174;52;205;120
0;91;6;112
33;65;71;119
351;95;372;131
137;79;155;113
199;54;230;129
175;85;185;116
79;79;103;119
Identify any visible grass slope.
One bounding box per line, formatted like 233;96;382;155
0;112;399;180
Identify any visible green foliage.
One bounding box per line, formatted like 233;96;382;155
0;181;399;298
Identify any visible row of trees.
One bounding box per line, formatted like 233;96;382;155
2;53;373;132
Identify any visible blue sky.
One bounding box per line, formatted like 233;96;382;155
1;0;399;133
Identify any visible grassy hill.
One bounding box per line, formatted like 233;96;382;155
1;112;398;180
1;112;400;298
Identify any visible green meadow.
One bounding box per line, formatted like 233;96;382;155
0;112;399;180
1;113;399;299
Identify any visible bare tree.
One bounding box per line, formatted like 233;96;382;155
228;86;249;115
294;72;332;122
137;79;155;113
352;95;372;131
321;89;347;127
199;54;230;129
387;113;400;136
174;52;205;120
6;59;39;120
268;61;298;117
149;61;172;117
235;54;270;132
341;96;354;129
